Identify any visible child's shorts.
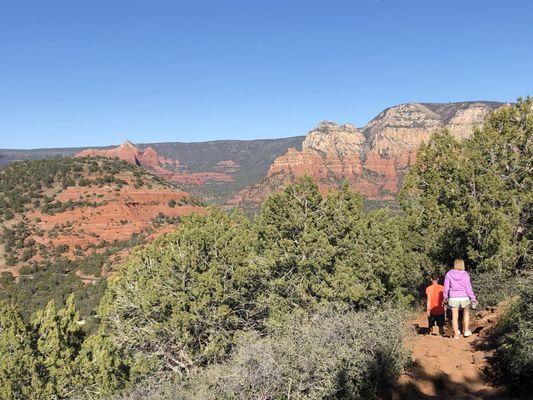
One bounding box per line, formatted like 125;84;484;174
428;313;445;327
448;298;471;309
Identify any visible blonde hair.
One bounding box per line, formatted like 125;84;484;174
454;258;465;271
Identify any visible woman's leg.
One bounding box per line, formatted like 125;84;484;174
463;307;470;333
452;307;460;337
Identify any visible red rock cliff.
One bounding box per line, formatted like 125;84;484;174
247;101;501;202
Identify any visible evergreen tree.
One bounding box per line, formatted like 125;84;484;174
74;329;129;397
31;295;84;398
322;181;365;244
0;301;43;400
256;177;419;317
255;176;335;318
99;209;259;374
461;98;532;272
333;209;422;307
400;98;532;274
399;130;467;271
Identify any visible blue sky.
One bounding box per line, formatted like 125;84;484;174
1;0;532;149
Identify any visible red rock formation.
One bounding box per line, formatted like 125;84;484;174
165;172;234;185
158;155;180;169
216;160;240;173
76;141;234;185
77;140;141;164
232;102;500;205
137;146;164;170
0;166;205;277
36;183;200;246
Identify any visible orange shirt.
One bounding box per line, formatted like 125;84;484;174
426;283;445;315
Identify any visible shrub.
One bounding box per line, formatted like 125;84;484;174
112;306;409;400
0;272;14;285
494;275;533;391
471;270;522;307
5;253;17;266
56;244;69;254
99;209;260;375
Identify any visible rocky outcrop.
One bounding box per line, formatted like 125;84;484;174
301;121;365;156
77;140;141;165
233;101;502;204
76;141;233;185
158;155;180;169
216;160;240;173
76;141;170;171
268;122;365;181
363;103;442;156
163;171;234;185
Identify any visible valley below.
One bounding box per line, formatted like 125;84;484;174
1;99;529;400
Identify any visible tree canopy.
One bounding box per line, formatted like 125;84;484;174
400;98;532;274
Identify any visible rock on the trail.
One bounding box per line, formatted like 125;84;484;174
472;351;485;365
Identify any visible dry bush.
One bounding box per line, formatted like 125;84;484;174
113;306;409;400
472;270;525;307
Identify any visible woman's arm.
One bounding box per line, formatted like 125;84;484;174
465;273;477;304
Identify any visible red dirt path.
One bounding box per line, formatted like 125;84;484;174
386;308;512;400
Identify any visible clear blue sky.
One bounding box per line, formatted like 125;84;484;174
1;0;532;149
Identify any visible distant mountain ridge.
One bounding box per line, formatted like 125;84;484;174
0;100;505;206
0;136;306;203
230;101;505;205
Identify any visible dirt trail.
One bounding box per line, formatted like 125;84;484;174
388;308;511;400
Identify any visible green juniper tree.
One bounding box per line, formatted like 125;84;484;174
99;208;260;375
74;329;129;398
400;98;532;274
31;295;84;398
255;177;420;319
0;302;44;400
254;176;335;318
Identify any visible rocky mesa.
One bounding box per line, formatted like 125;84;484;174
77;141;235;185
232;101;504;204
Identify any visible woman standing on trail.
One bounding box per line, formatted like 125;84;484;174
443;259;478;339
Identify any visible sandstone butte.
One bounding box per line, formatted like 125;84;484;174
231;101;504;204
76;141;235;185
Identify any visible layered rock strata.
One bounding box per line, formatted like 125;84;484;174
234;101;502;204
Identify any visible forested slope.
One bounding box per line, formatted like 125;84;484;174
0;157;202;324
0;99;530;399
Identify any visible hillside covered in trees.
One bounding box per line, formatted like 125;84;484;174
0;157;203;324
0;99;531;399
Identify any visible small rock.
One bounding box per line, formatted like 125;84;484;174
472;351;485;365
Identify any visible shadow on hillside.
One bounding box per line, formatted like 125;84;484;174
469;323;532;397
381;359;510;400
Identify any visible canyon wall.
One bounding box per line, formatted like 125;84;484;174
233;101;503;204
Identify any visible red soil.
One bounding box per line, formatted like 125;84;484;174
386;307;511;400
162;171;234;185
28;185;200;251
